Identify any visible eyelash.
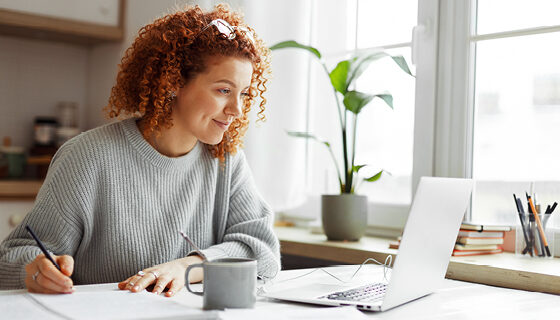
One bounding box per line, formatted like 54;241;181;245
218;88;250;98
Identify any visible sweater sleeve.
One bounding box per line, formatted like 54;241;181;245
0;143;84;289
199;151;281;279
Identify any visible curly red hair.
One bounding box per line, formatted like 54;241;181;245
105;4;270;161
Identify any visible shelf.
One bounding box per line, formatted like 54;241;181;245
0;180;43;200
0;2;124;45
275;226;560;295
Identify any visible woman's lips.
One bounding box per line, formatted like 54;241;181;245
213;119;230;130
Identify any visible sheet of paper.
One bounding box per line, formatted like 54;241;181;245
219;306;369;320
0;293;61;319
29;288;218;320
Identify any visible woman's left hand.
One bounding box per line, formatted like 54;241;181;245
118;255;204;297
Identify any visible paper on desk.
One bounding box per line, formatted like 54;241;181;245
219;306;369;320
29;289;218;320
0;294;61;320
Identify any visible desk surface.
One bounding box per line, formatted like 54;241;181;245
2;268;560;319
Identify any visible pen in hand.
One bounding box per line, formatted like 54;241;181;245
25;225;61;270
179;230;207;261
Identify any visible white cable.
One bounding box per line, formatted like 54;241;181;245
258;255;393;295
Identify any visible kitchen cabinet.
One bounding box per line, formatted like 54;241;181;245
0;0;125;45
0;180;40;240
0;200;35;241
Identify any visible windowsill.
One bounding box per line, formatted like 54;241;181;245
275;226;560;295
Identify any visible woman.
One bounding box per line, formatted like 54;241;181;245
0;4;280;297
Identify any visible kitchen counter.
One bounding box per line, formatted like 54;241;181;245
0;180;42;200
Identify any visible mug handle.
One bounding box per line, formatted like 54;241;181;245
185;263;204;296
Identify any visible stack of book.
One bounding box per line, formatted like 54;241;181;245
453;223;511;256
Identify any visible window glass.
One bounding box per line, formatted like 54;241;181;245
477;0;560;35
354;47;415;204
356;0;418;48
473;32;560;181
472;31;560;223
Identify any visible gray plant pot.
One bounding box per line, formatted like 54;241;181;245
321;194;368;241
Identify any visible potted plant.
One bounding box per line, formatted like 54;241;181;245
270;40;413;241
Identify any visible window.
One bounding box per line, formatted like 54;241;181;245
268;0;438;230
307;0;423;213
472;1;560;225
434;0;560;225
353;1;417;206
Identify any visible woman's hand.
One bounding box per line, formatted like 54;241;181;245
25;254;74;294
118;255;204;297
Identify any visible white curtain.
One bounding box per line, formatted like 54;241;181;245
237;0;313;212
239;0;355;214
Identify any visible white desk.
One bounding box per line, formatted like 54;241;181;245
2;267;559;319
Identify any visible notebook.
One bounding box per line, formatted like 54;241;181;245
262;177;473;312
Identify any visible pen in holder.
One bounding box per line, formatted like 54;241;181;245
515;212;554;258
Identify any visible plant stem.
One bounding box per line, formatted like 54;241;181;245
326;144;343;189
349;112;358;192
342;125;350;193
320;62;348;193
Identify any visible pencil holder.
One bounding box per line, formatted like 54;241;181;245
515;213;555;258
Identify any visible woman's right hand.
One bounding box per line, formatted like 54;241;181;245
25;254;74;293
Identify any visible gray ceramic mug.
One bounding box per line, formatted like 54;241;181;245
185;258;257;310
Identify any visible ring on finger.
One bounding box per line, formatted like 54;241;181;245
137;271;145;276
148;271;159;280
32;271;40;281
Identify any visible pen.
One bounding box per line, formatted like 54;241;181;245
515;197;533;255
25;225;61;270
526;193;551;257
514;194;532;256
549;202;557;214
534;193;540;214
526;196;544;256
528;213;537;255
543;202;557;230
516;197;534;256
179;230;207;261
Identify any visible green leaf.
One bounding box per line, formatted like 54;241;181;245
343;91;374;114
375;93;393;109
329;60;351;94
346;52;387;89
390;55;413;76
286;131;329;147
364;170;384;182
269;40;322;59
345;53;413;90
344;91;394;114
352;164;367;173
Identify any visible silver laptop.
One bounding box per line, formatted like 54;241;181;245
263;177;473;312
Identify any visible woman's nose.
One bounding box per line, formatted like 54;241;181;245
225;97;243;118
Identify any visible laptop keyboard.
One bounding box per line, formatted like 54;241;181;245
320;283;387;302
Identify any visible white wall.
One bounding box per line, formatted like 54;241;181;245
0;1;207;149
86;0;208;128
0;36;88;149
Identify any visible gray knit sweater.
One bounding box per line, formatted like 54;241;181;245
0;118;280;289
